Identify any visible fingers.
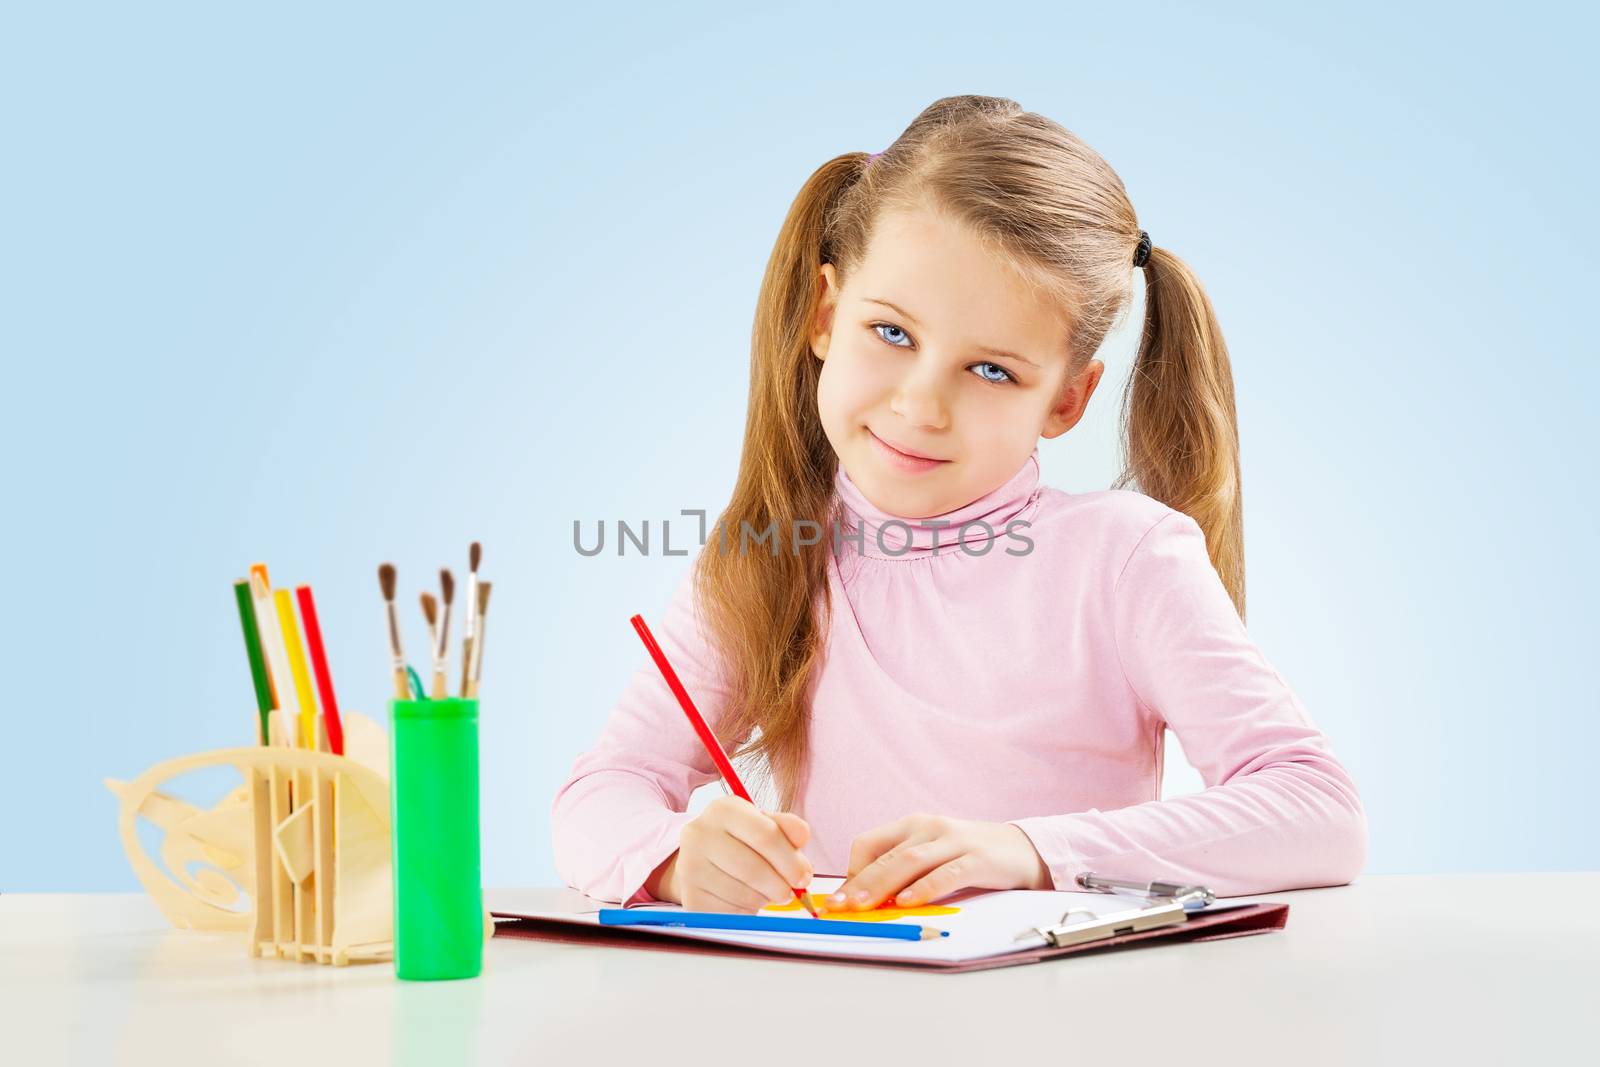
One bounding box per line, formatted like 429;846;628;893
689;856;780;913
676;796;818;914
674;829;789;913
693;887;750;913
721;801;812;889
686;876;765;915
845;815;916;877
679;797;811;909
771;810;811;850
832;837;962;911
893;857;973;908
709;831;799;905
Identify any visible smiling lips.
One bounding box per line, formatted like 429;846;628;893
867;428;951;474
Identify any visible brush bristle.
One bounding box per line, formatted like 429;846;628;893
379;563;396;601
470;541;481;571
420;591;437;625
440;568;455;603
477;581;492;614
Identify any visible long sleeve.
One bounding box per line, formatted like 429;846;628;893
549;555;730;904
1011;509;1369;897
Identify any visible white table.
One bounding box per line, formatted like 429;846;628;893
4;874;1594;1066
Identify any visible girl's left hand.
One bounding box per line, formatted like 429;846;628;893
824;814;1052;911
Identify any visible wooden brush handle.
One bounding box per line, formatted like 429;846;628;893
458;636;475;697
391;667;410;700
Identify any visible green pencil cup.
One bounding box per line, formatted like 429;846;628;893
389;696;483;981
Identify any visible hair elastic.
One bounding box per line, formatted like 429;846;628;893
1133;230;1152;268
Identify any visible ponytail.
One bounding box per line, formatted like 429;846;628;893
1115;246;1247;621
744;153;867;477
696;152;869;808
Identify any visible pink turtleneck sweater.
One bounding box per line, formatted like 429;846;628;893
551;450;1368;904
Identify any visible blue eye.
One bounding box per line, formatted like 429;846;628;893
872;323;913;348
870;322;1017;384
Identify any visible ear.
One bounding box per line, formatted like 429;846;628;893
1040;359;1105;439
810;263;840;361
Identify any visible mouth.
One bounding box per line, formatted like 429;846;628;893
866;428;951;473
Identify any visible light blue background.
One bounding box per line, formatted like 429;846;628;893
4;2;1594;891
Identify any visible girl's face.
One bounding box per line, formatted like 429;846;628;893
811;205;1105;519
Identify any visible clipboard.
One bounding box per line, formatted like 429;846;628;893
490;879;1289;973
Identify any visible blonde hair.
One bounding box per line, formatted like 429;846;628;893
699;95;1244;808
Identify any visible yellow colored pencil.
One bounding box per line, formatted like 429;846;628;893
273;588;321;750
250;569;298;747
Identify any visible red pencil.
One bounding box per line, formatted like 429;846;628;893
296;585;346;756
629;612;819;917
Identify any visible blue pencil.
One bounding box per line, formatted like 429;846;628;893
598;909;949;941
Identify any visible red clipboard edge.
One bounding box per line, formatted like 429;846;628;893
490;900;1290;973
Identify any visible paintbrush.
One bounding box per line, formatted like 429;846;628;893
420;591;440;696
433;569;454;698
459;542;481;696
465;580;491;698
378;563;409;700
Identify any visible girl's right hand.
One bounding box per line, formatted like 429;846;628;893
656;795;813;912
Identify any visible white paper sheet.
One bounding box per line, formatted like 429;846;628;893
496;876;1191;963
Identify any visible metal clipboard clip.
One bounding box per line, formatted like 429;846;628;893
1015;898;1191;949
1013;872;1219;949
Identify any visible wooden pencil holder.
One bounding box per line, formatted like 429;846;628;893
105;710;492;966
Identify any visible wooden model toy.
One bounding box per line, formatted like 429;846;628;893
106;710;490;965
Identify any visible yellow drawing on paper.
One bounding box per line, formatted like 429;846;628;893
764;894;961;922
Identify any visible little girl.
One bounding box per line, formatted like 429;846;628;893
552;95;1367;913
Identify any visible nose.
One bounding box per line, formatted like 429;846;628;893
889;366;950;431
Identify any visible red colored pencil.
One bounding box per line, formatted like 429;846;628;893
296;585;345;756
629;612;819;917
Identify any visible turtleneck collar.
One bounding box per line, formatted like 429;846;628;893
832;449;1043;561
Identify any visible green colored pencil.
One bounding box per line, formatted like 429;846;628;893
234;579;274;744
